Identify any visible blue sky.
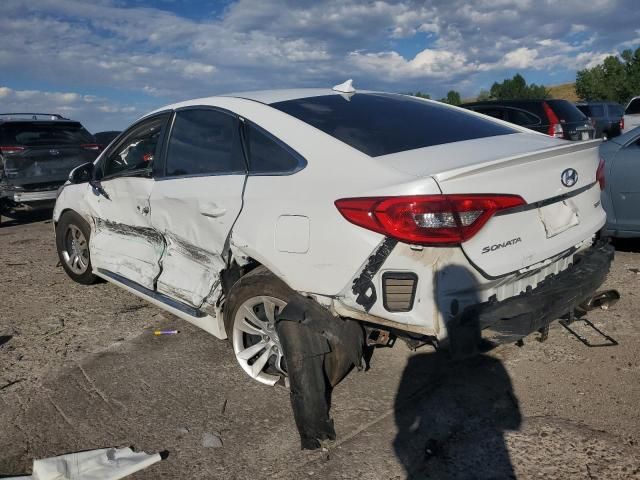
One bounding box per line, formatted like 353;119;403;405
0;0;638;132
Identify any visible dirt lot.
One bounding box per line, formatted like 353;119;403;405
1;216;640;479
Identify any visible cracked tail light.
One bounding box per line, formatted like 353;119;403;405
596;158;606;190
335;194;526;245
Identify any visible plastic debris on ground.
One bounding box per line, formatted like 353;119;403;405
5;446;164;480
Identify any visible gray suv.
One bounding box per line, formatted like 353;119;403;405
575;102;625;139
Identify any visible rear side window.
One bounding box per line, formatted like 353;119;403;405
588;105;604;117
547;100;587;123
0;122;94;146
507;108;540;126
166;109;245;177
626;98;640;115
609;105;624;117
245;124;303;174
576;105;591;116
271;94;517;157
472;107;506;121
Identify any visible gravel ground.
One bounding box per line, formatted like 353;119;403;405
1;216;639;479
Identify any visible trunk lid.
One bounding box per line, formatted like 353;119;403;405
379;133;606;276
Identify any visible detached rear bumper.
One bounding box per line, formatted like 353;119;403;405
460;241;614;346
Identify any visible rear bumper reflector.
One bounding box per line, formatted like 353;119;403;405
382;272;418;312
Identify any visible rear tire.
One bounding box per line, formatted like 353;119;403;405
224;267;293;386
55;211;99;285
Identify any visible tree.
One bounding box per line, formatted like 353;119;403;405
575;47;640;104
477;89;491;101
411;91;431;99
440;90;461;105
489;74;550;100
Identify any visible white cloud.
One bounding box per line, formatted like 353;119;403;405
0;0;638;130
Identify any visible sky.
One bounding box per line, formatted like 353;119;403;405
0;0;638;133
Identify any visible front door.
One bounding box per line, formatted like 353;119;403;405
149;108;247;307
609;135;640;232
87;113;170;289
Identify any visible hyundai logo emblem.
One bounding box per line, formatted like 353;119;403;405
561;168;578;187
49;149;60;156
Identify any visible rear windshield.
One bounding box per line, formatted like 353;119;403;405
609;104;624;117
0;122;94;146
626;98;640;115
270;93;517;157
547;100;587;123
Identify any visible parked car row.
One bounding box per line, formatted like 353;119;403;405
461;97;640;142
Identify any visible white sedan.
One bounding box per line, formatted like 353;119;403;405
54;83;611;385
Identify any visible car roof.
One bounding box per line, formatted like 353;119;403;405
162;88;381;110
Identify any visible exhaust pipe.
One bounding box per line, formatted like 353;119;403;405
579;290;620;312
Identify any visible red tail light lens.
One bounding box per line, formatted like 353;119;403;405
543;101;564;138
596;158;606;190
0;146;25;154
335;194;526;245
81;144;102;151
620;117;624;130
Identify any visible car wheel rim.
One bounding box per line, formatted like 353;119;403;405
61;224;90;274
232;295;288;386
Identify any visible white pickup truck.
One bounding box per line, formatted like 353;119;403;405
623;96;640;132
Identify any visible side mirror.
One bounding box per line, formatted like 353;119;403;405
69;162;94;184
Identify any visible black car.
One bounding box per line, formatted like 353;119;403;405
461;99;595;141
0;113;101;222
575;102;624;139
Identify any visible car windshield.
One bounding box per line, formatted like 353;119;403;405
0;122;94;146
270;93;517;157
626;98;640;115
547;101;587;123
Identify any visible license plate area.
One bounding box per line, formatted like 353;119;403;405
538;200;580;238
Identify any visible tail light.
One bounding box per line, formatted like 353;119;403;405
335;194;526;245
596;158;605;190
81;144;102;151
543;101;564;138
620;117;624;130
0;146;25;154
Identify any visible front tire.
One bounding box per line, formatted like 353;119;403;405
55;211;98;285
224;267;293;386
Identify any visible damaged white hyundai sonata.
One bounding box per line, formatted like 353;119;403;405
54;83;612;447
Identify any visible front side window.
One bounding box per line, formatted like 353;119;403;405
165;109;245;177
103;114;169;177
245;124;302;174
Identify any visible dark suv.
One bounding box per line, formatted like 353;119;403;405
575;102;624;139
461;99;595;141
0;113;101;222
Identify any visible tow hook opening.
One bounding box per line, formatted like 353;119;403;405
577;289;620;312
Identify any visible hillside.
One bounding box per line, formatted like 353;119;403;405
548;82;579;101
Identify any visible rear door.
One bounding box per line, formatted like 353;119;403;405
87;113;170;289
609;135;640;231
149;107;246;307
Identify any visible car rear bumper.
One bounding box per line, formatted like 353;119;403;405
455;240;613;347
11;189;58;202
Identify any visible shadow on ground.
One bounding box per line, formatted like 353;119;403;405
393;352;520;479
0;209;53;228
611;237;640;253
